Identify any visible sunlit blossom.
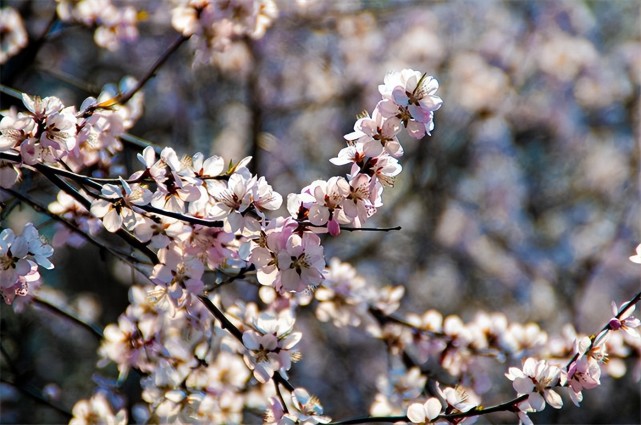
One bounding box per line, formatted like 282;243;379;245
505;358;563;411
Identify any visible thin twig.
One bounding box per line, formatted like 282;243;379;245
106;34;189;107
0;153;224;230
2;188;146;266
566;290;641;369
329;415;408;424
0;378;72;419
33;297;104;339
340;225;402;232
28;165;158;263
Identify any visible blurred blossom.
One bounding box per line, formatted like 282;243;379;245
0;7;28;64
69;392;127;425
536;30;598;82
448;53;511;114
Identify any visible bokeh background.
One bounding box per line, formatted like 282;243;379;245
1;0;640;423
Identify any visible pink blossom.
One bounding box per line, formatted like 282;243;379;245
0;223;53;295
250;218;325;293
133;216;189;250
289;388;331;424
150;241;205;310
1;261;40;305
98;314;163;378
378;69;443;138
608;301;640;338
330;143;369;167
304;177;350;235
0;110;35;152
344;108;403;158
241;311;301;383
362;152;402;189
343;173;375;226
90;179;152;232
186;225;235;270
130;146;167;184
441;385;478;415
252;175;283;214
276;232;325;292
315;258;368;327
0;94;77;164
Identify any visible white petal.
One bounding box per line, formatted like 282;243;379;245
406;403;426;423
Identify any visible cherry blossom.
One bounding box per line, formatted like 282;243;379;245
303;177;350;235
1;261;40;306
149;148;202;214
513;400;536;425
133;216;184;250
344;108;403;158
566;340;601;406
407;397;441;424
0;223;54;302
330;143;369;168
505;358;563;411
150;241;205;313
172;0;278;62
440;385;478;417
343;173;376;226
251;175;284;217
185;225;235;270
0;110;34;152
265;388;331;425
608;301;640;337
315;258;368;327
370;364;426;417
378;69;443;138
129;145;167;184
0;94;77;164
90;179;152;232
250;218;325;293
4;34;640;425
241;311;302;383
69;391;127;425
98;314;163;378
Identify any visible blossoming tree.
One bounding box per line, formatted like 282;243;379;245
1;1;639;424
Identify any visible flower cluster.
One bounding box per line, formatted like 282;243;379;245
172;0;278;60
56;0;140;51
0;223;53;305
250;218;325;293
4;68;437;305
304;256;640;423
0;78;141;174
1;18;640;422
0;94;77;165
288;69;442;237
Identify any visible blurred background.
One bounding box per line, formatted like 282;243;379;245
1;0;640;423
